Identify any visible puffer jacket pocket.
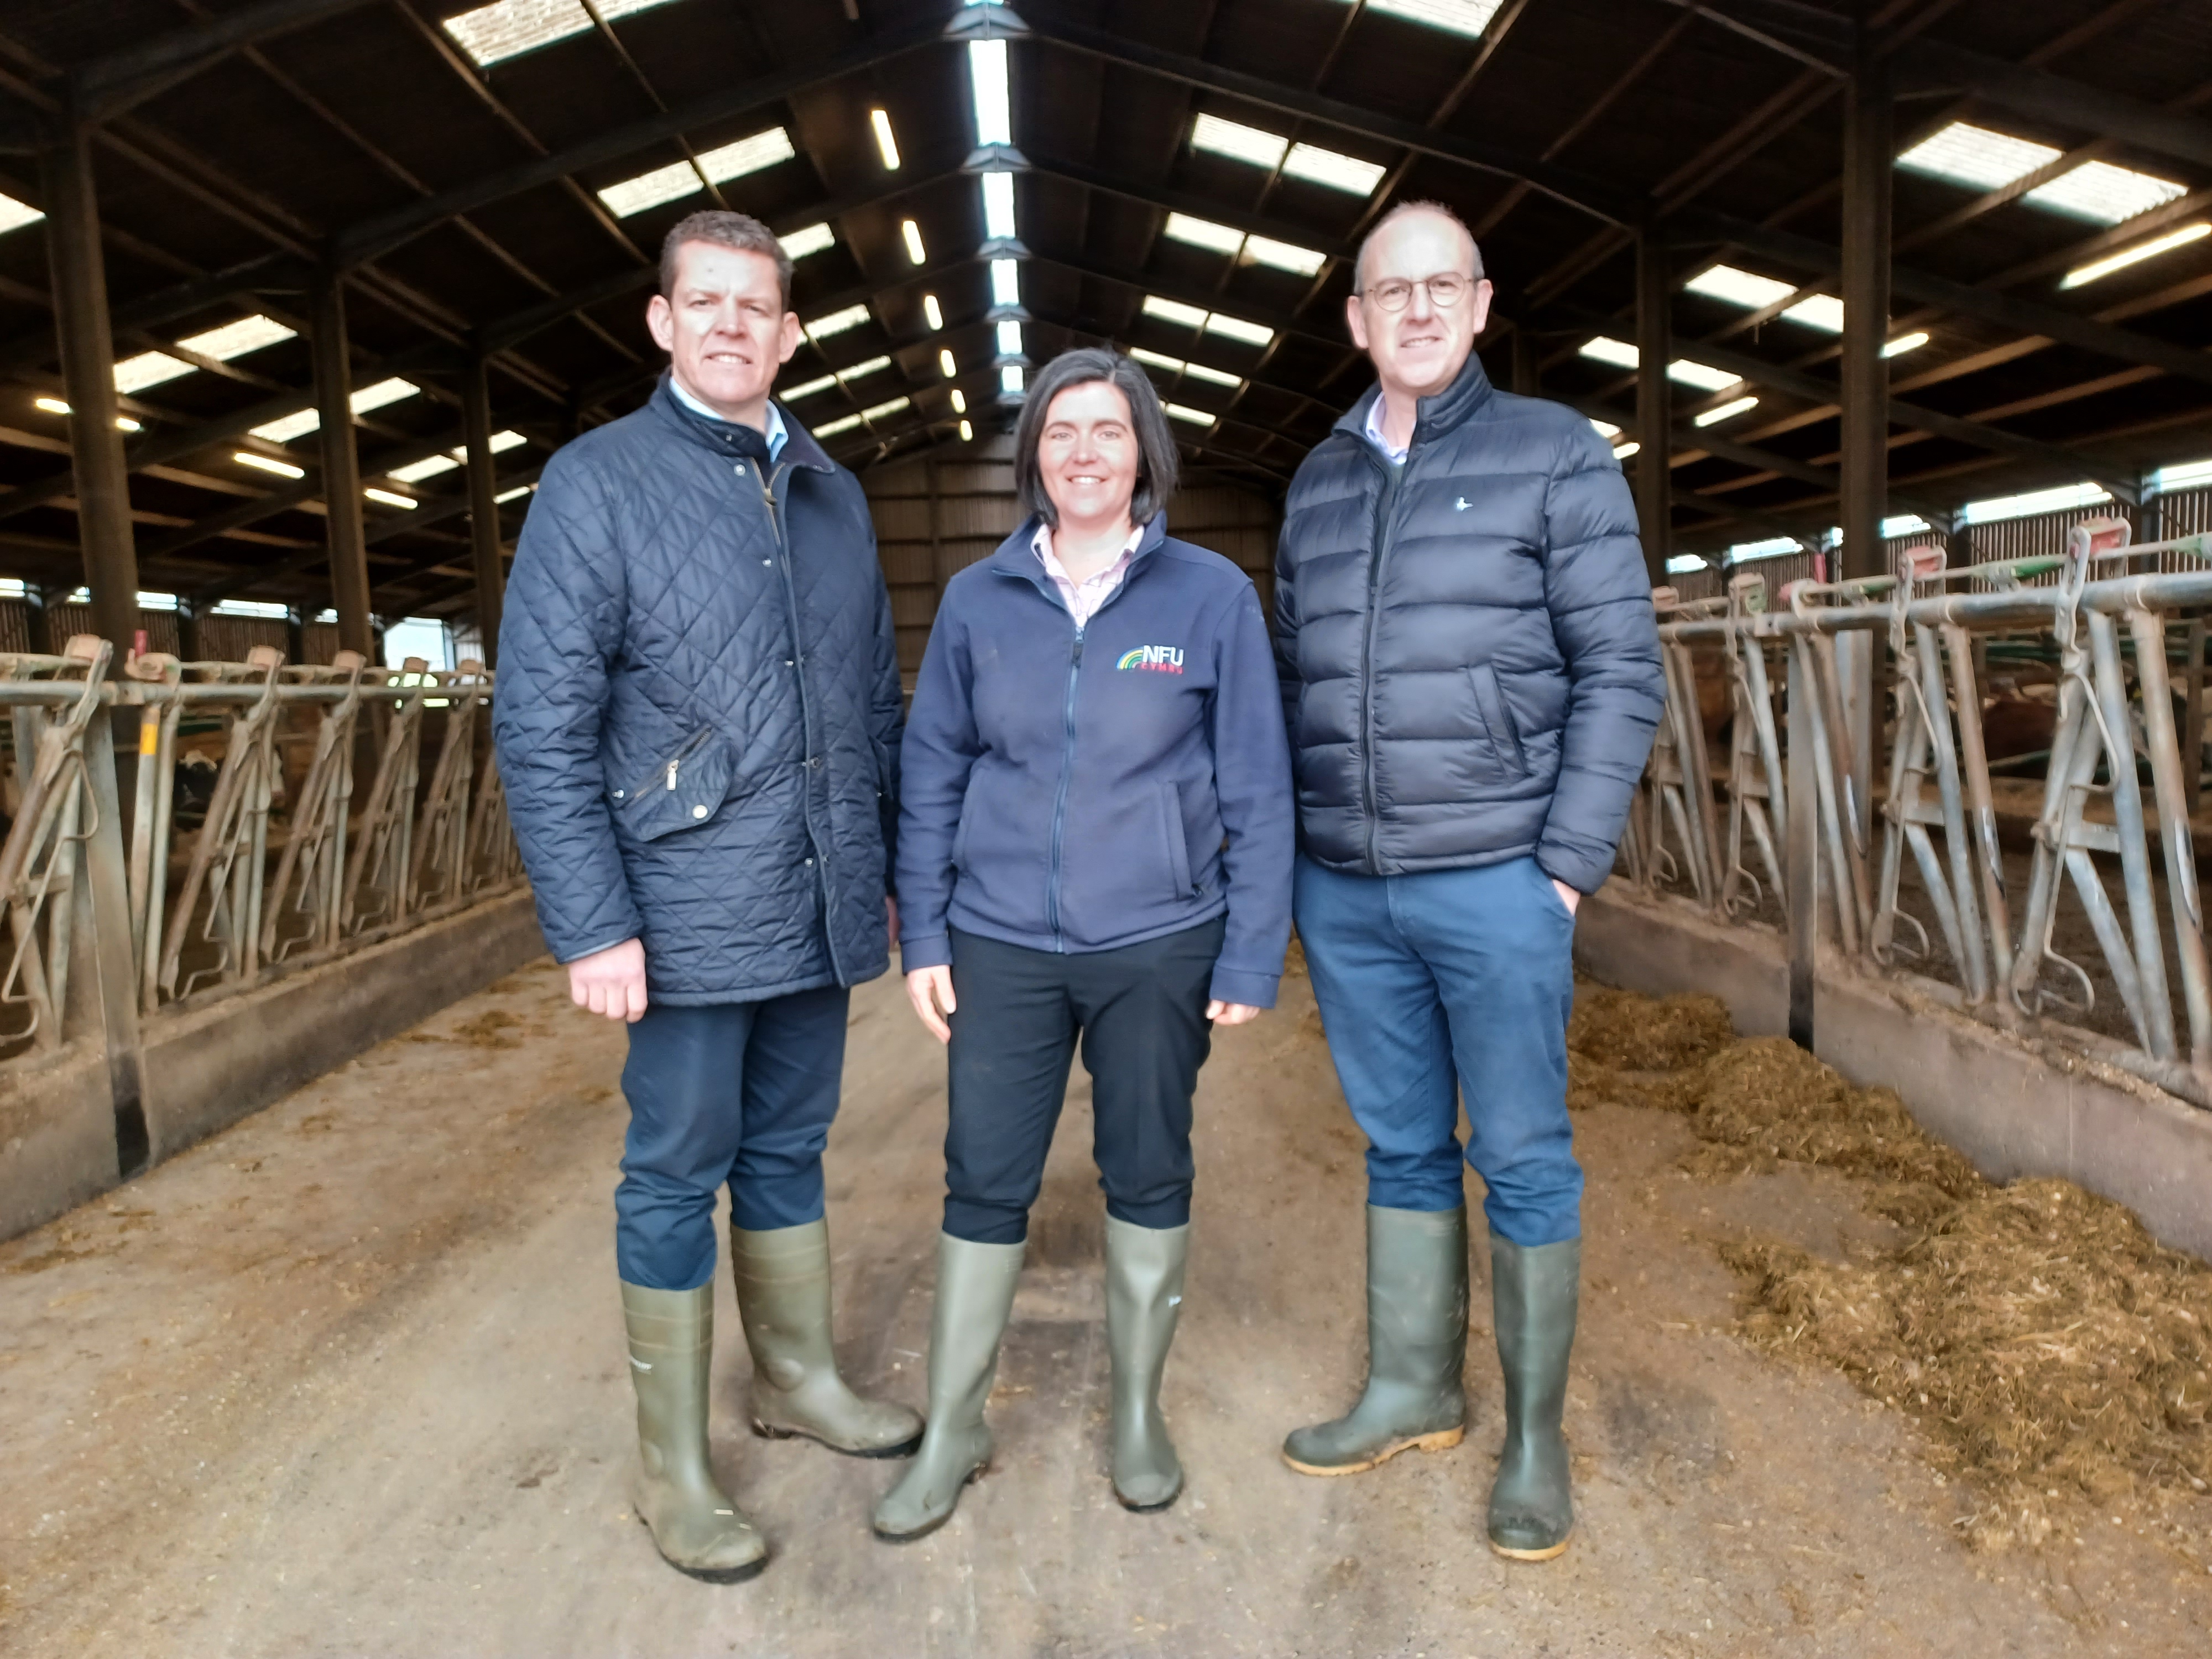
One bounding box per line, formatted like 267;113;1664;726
1156;781;1193;901
614;726;734;842
1467;664;1527;777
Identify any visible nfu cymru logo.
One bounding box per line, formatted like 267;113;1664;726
1116;645;1185;674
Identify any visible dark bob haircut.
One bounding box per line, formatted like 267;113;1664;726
1012;347;1181;531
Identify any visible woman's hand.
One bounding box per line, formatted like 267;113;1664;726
1207;1000;1262;1026
907;966;957;1044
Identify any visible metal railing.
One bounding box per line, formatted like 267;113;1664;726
1630;517;2212;1110
2;640;521;1083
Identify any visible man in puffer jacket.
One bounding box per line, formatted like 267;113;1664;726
1273;202;1664;1563
493;211;920;1585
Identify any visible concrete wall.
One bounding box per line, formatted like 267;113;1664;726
1;891;546;1241
1576;880;2212;1261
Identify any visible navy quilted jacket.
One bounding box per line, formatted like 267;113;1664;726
1273;353;1665;893
493;374;901;1004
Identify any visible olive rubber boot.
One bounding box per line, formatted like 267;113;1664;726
729;1219;924;1457
873;1234;1025;1542
620;1281;769;1583
1104;1216;1188;1511
1281;1204;1468;1476
1486;1233;1579;1562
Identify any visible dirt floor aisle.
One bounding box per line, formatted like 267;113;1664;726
2;957;2206;1657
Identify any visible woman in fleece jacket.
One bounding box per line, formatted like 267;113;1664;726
874;347;1293;1540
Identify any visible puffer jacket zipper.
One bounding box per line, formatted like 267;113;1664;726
1358;440;1415;873
759;457;844;983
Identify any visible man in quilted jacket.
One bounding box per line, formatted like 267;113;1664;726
1272;202;1664;1562
493;211;920;1584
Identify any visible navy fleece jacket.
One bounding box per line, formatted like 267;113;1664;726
897;514;1294;1008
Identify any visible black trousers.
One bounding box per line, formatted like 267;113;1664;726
942;918;1225;1244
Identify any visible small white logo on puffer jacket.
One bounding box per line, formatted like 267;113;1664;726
1454;497;1472;510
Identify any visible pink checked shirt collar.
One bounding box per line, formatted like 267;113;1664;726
1031;521;1141;630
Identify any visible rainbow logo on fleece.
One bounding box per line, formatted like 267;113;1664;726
1116;645;1185;674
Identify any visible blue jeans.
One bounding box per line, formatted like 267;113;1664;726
615;985;849;1290
1293;854;1582;1246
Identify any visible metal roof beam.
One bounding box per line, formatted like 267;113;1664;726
68;0;381;123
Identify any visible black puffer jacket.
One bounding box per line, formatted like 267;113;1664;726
1273;353;1663;894
494;374;901;1004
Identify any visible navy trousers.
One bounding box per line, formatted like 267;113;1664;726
942;919;1223;1245
615;985;850;1290
1293;853;1582;1246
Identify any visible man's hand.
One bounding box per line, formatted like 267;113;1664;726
1207;1000;1264;1026
907;966;956;1044
570;938;648;1023
1552;879;1581;917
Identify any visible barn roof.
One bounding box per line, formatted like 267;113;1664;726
0;0;2206;621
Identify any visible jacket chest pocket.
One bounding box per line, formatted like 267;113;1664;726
613;727;736;841
1467;665;1527;776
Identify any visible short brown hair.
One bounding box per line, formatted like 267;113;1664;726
659;210;793;310
1354;200;1485;293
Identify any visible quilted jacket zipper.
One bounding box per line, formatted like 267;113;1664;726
1358;442;1413;873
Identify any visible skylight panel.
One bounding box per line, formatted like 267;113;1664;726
1962;481;2111;525
781;373;836;400
1340;0;1508;38
980;172;1016;239
1164;213;1244;255
389;453;462;484
959;419;974;441
839;356;891;383
1883;331;1929;358
863;396;910;422
1897;122;2058;192
1577;337;1738;391
990;259;1020;305
1144;295;1210;330
805;304;873;340
354;377;420;415
364;487;418;510
1693;395;1758;427
488;429;525;453
235;451;305;479
1206;311;1274;346
1181;360;1240;387
442;0;679;69
940;348;958;378
1192;115;1287;171
1244;234;1327;276
2156;457;2212;491
970;38;1011;146
1882;514;1931;538
2025;159;2187;225
113;352;195;394
1282;144;1387;196
923;294;945;331
996;320;1024;356
2062;222;2210;288
1686;265;1797;310
872;110;902;171
951;389;967;413
779;222;835;259
1129;346;1240;388
598;128;793;217
1665;555;1709;574
1781;294;1845;332
1166;403;1217;426
251;377;420;445
1589;419;1620;439
495;483;536;503
179;315;297;362
901;219;927;265
814;412;863;437
1728;536;1801;561
34;397;138;432
1000;365;1025;394
0;192;42;234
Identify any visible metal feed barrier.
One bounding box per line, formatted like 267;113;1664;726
1;641;521;1171
1633;517;2212;1110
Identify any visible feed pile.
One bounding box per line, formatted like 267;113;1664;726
1567;979;2212;1553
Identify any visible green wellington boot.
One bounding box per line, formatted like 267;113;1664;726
729;1219;924;1457
1282;1204;1469;1477
873;1234;1025;1542
1486;1233;1580;1562
620;1282;769;1583
1104;1216;1189;1511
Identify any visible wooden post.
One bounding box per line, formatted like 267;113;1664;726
1633;226;1671;585
311;268;374;660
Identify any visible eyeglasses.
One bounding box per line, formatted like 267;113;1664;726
1360;273;1475;312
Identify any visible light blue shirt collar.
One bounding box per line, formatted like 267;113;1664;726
1363;392;1410;466
669;374;787;461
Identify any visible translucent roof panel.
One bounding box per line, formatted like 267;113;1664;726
1282;143;1386;196
1577;336;1738;390
804;303;873;339
1961;481;2112;525
1781;294;1845;332
969;38;1012;147
995;319;1024;355
990;259;1020;304
980;171;1016;238
441;0;680;69
2062;222;2211;288
1165;403;1217;426
1143;295;1210;330
389;453;462;483
862;396;910;422
1206;311;1275;346
598;128;793;218
1191;114;1287;171
179;315;297;361
0;192;42;234
112;352;195;394
815;412;862;436
779;222;835;259
1244;234;1327;276
1896;122;2059;191
1685;264;1797;310
2025;160;2188;225
1128;346;1241;388
1164;213;1245;255
1346;0;1509;38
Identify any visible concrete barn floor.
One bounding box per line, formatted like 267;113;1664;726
3;955;2208;1658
